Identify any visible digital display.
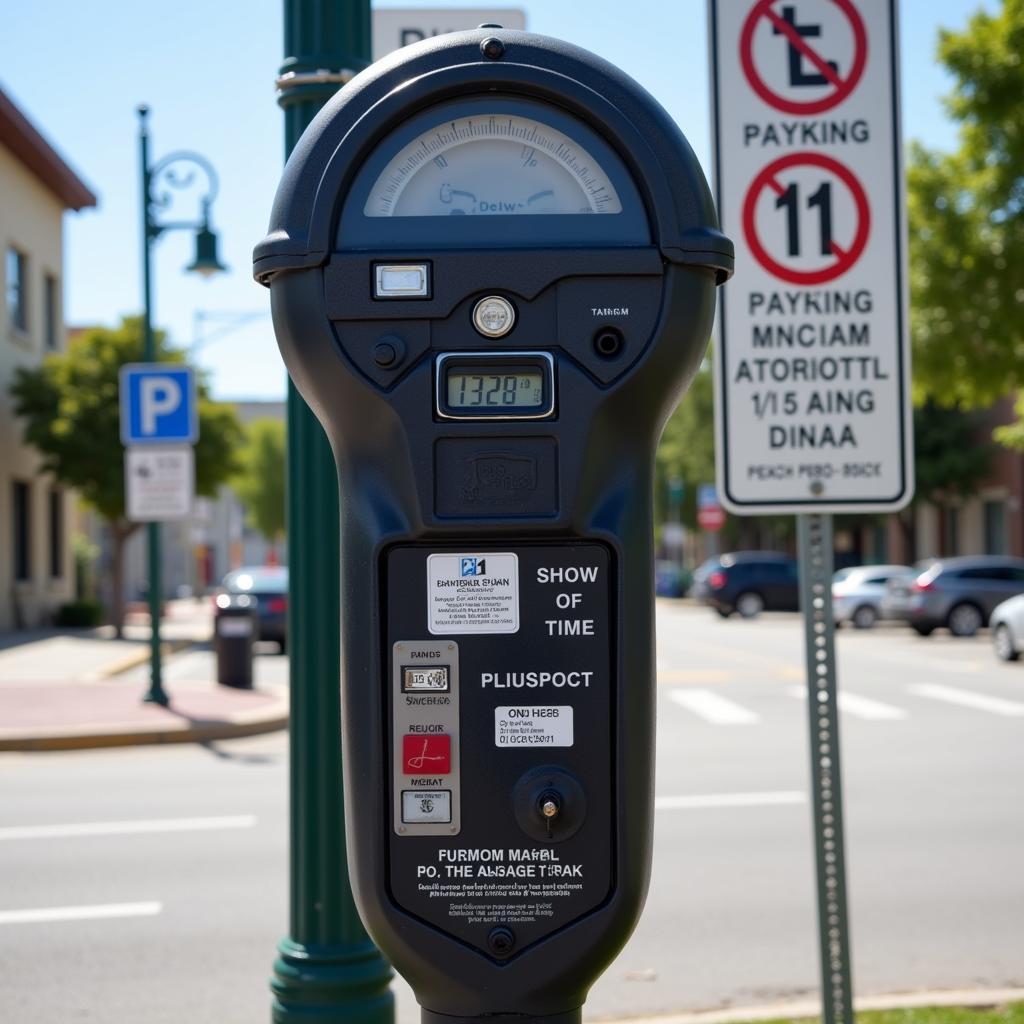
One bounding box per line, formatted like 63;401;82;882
403;666;450;692
447;371;544;409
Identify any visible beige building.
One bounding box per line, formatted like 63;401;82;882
0;88;96;630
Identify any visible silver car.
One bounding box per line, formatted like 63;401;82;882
889;556;1024;637
991;593;1024;662
832;565;914;629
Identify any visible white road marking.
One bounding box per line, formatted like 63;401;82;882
0;815;257;842
0;902;162;925
655;791;805;810
787;687;908;721
668;688;759;725
908;683;1024;717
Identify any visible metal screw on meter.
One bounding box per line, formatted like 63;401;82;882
472;295;516;338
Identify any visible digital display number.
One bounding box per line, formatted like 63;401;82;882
403;666;450;692
447;371;544;409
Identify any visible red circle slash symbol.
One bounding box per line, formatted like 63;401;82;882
742;152;870;286
740;0;867;115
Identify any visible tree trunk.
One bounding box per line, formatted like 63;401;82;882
897;507;917;564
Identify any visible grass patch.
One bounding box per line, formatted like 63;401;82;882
758;1005;1024;1024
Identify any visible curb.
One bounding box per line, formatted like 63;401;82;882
0;694;289;753
91;638;195;680
594;988;1024;1024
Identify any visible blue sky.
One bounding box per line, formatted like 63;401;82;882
1;0;994;401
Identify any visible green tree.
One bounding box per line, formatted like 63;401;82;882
908;0;1024;427
232;418;286;561
656;359;715;524
10;316;243;633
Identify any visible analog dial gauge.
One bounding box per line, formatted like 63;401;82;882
364;114;623;217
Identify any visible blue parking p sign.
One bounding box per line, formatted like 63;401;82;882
119;364;198;445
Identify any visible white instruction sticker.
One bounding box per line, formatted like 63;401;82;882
494;706;574;747
427;553;519;635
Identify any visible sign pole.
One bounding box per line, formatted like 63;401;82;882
137;108;167;706
797;513;853;1024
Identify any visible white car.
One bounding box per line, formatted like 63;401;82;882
832;565;914;629
991;593;1024;662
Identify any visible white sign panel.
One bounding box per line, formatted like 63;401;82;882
710;0;912;514
126;446;194;522
427;552;519;634
495;706;574;747
372;8;526;61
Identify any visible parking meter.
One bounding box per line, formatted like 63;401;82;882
255;27;732;1024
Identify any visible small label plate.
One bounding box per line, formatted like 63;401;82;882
427;552;519;634
494;705;574;747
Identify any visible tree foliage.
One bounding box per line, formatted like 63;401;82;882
908;0;1024;417
10;317;243;626
656;361;715;530
232;418;286;550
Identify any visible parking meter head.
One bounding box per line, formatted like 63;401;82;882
255;27;731;1024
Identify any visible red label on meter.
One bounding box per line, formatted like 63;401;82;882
402;734;451;775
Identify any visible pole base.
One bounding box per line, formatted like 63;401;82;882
271;936;394;1023
423;1010;582;1024
142;690;170;706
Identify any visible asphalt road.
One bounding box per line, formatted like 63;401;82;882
2;605;1022;1022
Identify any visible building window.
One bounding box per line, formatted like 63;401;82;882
44;273;58;350
12;481;31;582
6;247;28;332
49;488;64;578
984;500;1008;555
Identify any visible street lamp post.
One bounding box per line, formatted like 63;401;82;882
137;104;226;705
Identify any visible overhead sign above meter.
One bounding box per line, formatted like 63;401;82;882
710;0;912;514
371;8;526;61
119;364;198;446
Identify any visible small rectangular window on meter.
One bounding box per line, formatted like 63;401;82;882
374;263;430;298
402;665;449;692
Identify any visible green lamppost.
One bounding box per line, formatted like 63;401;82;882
137;104;226;705
267;2;394;1021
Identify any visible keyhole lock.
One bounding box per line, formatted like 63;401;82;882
512;766;586;843
538;790;562;839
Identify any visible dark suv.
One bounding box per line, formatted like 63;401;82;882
693;551;799;618
888;556;1024;637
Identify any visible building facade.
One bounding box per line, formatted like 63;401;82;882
0;89;96;630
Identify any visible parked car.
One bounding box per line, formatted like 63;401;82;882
216;566;289;650
880;560;936;621
692;551;799;618
991;594;1024;662
832;564;914;629
654;561;691;598
887;556;1024;637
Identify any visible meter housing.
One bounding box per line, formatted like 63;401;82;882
256;27;732;1024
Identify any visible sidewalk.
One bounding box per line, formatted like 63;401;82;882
0;616;288;752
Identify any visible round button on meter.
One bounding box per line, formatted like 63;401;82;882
472;296;516;338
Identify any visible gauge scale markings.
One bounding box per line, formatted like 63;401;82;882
366;114;623;217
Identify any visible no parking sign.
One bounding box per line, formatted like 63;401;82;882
710;0;912;514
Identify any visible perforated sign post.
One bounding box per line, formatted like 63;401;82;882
710;5;910;1024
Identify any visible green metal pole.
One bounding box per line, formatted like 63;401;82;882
138;105;168;707
270;2;394;1020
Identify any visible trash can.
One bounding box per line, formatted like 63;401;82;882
214;604;256;689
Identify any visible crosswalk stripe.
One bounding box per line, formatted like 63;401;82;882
656;791;805;810
0;815;257;842
668;688;759;724
908;683;1024;718
0;902;162;926
786;687;908;720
